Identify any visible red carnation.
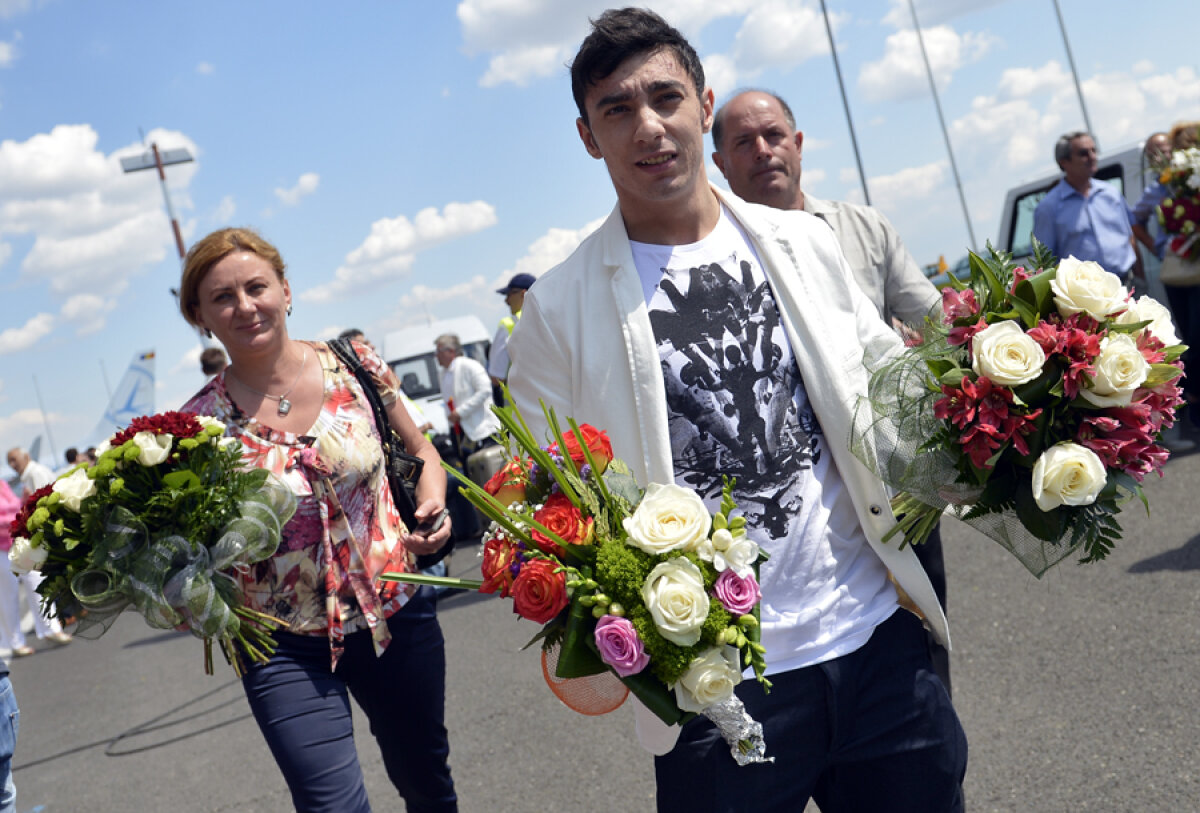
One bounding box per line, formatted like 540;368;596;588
9;483;53;540
109;411;204;447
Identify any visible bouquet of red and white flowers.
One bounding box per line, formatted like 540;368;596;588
9;411;296;674
383;401;772;765
853;246;1186;575
1156;145;1200;261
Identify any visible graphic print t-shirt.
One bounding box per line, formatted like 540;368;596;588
630;208;897;674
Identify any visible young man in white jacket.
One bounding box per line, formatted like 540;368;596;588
507;8;965;813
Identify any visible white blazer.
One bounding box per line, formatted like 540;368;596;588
508;186;948;749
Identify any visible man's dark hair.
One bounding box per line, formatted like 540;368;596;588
64;447;78;465
338;328;366;342
199;347;227;376
712;88;796;153
570;7;705;126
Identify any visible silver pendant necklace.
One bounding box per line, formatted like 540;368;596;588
227;345;308;417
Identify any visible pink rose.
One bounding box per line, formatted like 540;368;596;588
713;569;761;615
593;615;649;677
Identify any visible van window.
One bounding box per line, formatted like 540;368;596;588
1008;186;1052;260
392;353;441;400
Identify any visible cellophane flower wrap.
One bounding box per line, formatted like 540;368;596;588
383;399;773;765
851;245;1186;575
8;411;297;674
1156;146;1200;261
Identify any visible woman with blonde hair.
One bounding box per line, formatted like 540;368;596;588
179;227;457;812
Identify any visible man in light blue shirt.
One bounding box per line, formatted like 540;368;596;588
1033;131;1142;287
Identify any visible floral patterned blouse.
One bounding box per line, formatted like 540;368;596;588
182;340;415;669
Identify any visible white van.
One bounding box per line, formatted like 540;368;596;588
382;315;492;438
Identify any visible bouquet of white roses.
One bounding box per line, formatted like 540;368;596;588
9;411;296;674
383;399;772;765
853;245;1186;575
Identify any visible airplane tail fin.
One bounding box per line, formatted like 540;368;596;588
81;349;155;448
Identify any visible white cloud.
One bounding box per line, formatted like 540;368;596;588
480;44;570;88
375;216;605;337
300;200;499;303
702;54;739;102
881;0;1008;28
0;240;10;269
0;312;54;354
866;160;948;210
491;216;604;289
0;125;197;301
0;1;31;18
459;0;757;88
1138;66;1200;113
60;293;116;336
1131;59;1154;77
274;172;320;206
728;0;831;77
858;25;994;103
195;61;215;75
0;37;17;68
210;195;236;223
997;61;1070;99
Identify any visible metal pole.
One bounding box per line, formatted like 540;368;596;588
152;143;187;259
31;374;57;465
907;0;977;249
819;0;871;205
1051;0;1095;142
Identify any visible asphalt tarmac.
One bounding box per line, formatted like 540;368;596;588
8;444;1200;812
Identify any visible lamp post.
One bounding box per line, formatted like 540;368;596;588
120;143;194;259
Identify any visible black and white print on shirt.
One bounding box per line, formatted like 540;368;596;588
648;252;821;540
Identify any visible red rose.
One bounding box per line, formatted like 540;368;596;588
558;424;613;474
530;493;594;557
479;536;519;597
510;559;568;624
484;458;528;508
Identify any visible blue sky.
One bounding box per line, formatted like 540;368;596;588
1;0;1197;469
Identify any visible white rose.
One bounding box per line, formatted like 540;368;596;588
707;528;760;577
1112;295;1180;346
51;468;97;512
623;483;711;555
9;537;47;575
970;320;1046;386
674;646;743;713
1050;256;1129;321
1079;333;1150;407
1031;442;1107;511
95;438;112;457
130;431;173;466
641;558;710;647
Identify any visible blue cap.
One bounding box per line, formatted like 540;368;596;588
497;273;536;294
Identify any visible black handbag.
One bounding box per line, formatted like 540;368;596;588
327;339;450;568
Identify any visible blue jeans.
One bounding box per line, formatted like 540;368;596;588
0;676;17;813
242;589;456;812
655;610;967;813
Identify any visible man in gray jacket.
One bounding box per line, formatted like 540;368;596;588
507;8;964;812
